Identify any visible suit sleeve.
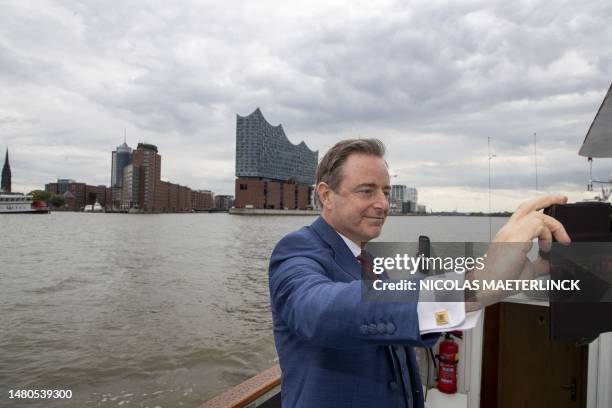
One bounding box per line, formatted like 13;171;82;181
269;238;439;349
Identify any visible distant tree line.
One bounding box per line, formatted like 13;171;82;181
29;190;66;208
428;211;513;217
467;211;513;217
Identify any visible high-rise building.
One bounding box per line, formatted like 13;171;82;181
234;108;318;209
1;148;11;193
391;185;406;203
390;185;418;213
111;140;132;208
406;187;418;210
132;143;161;212
121;164;139;209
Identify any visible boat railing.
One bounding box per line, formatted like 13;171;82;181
200;364;281;408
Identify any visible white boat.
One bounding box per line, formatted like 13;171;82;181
0;193;49;214
84;201;104;212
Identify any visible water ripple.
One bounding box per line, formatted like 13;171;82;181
0;212;504;407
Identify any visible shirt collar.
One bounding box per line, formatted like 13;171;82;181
337;232;362;257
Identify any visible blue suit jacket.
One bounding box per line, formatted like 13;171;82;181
269;217;439;407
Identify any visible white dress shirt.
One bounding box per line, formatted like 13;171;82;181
337;233;482;334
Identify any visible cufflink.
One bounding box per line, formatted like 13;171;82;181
434;310;450;326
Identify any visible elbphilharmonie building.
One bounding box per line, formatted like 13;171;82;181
236;108;317;184
235;108;318;209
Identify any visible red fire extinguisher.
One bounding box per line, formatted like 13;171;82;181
437;332;460;394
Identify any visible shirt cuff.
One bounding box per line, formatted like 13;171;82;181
417;301;482;334
417;301;461;333
416;268;483;334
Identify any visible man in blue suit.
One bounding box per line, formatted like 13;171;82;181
269;139;570;407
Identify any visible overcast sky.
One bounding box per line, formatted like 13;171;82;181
2;0;612;211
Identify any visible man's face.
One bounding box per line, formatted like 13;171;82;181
321;153;391;244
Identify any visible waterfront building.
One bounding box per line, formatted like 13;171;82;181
45;179;109;210
1;148;11;193
132;143;161;212
56;179;76;194
214;195;234;210
46;181;85;210
156;181;192;212
86;185;109;207
310;188;319;211
127;143;200;212
406;187;417;205
44;142;215;213
390;185;418;213
121;164;138;209
192;190;214;211
234;108;318;209
390;184;406;212
62;190;77;210
111;140;133;208
405;187;418;213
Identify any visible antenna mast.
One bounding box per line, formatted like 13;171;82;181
488;137;494;241
534;132;539;195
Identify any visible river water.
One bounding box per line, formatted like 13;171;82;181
0;213;506;407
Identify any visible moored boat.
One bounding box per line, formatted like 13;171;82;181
84;201;104;212
0;193;49;214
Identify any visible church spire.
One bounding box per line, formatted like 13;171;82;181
1;147;11;193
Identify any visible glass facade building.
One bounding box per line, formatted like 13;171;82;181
111;141;132;207
111;142;133;188
235;108;318;184
391;185;418;213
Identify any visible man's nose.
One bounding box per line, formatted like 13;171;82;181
372;190;390;212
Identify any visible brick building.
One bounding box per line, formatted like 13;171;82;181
45;142;217;213
192;190;214;211
153;180;193;212
132;143;161;212
45;180;110;211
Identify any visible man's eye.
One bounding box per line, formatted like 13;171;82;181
358;189;373;196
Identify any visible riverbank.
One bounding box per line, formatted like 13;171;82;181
229;208;320;215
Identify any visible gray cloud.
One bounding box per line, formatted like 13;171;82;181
1;0;612;209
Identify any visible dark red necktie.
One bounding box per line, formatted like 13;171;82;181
357;250;377;280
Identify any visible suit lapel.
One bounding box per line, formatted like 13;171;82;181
310;217;363;281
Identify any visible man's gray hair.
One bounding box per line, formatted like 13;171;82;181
315;138;386;204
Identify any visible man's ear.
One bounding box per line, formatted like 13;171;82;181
316;182;333;210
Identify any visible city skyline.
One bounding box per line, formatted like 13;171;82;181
2;1;612;211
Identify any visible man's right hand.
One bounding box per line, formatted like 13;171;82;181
493;194;571;249
467;195;572;308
